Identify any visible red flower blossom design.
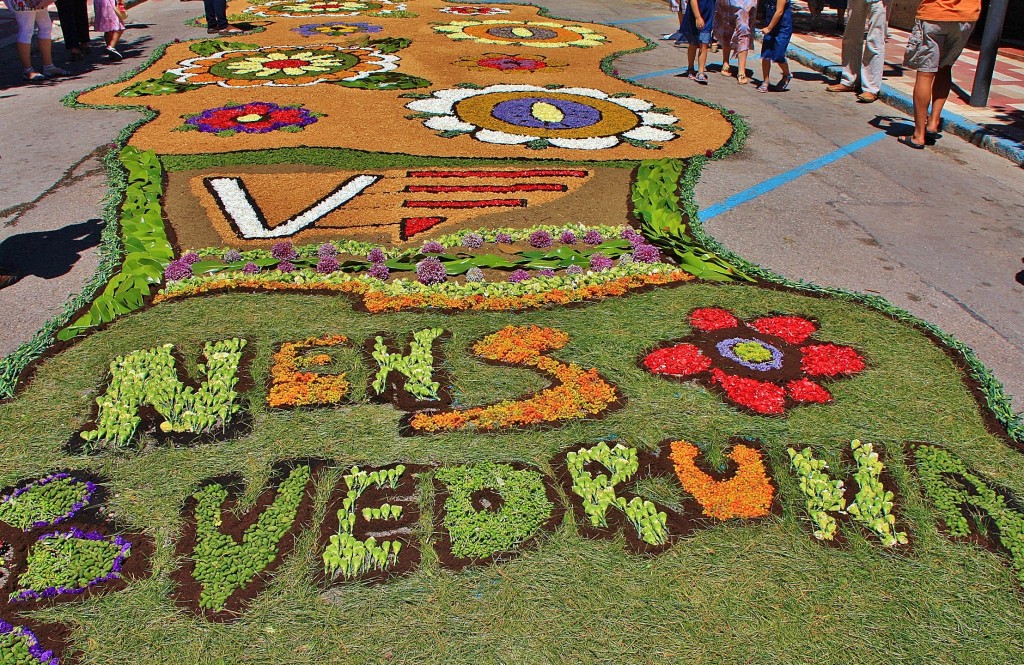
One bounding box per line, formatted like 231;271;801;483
642;308;867;415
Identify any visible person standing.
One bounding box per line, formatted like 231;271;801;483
203;0;242;34
714;0;756;84
55;0;90;60
93;0;125;59
680;0;715;84
826;0;888;103
899;0;980;148
757;0;793;92
3;0;69;81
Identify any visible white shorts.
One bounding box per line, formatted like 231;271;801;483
903;19;975;73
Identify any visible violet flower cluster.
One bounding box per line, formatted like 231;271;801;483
0;620;59;664
12;528;131;603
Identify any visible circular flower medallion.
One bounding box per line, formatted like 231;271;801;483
439;5;510;15
245;0;405;17
455;52;564;73
169;45;399;87
292;21;383;37
405;84;680;149
181;102;320;134
642;308;867;415
434;20;606;48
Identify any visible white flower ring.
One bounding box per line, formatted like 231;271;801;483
405;84;680;150
432;20;606;48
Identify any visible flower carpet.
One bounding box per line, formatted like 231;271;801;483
1;0;1023;662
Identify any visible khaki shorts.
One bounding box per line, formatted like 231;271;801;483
903;19;975;73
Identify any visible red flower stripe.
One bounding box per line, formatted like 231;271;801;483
750;315;818;344
402;199;526;209
710;369;786;415
642;344;711;376
800;344;866;377
403;184;567;193
690;307;740;331
399;216;446;239
406;169;589;178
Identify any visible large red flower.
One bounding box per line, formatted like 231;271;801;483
642;307;866;415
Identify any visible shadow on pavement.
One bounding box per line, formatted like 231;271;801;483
0;218;102;281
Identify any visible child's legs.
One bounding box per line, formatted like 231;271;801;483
721;44;731;68
13;10;39;68
779;58;791;77
761;58;771;81
698;43;708;72
910;70;935;143
687;42;697;69
737;49;749;74
927;65;953;131
105;29;123;48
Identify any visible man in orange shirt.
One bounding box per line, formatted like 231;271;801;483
899;0;981;148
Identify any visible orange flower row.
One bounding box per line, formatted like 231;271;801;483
152;271;694;313
668;440;775;520
267;335;351;408
408;326;618;433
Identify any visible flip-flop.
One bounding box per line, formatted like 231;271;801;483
898;135;925;150
925;131;942;145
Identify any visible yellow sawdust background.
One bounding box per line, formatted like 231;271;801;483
77;0;734;159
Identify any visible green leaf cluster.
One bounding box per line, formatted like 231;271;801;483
189;40;260;57
914;445;1024;584
192;465;311;611
788;447;846;542
0;624;40;664
372;328;443;401
59;147;173;340
0;476;92;530
13;533;124;600
117;72;199;97
79;338;246;451
323;465;406;580
847;440;908;547
436;463;553;559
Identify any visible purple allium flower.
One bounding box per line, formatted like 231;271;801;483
633;244;661;263
508;269;531;283
271;241;298;260
317;243;338;258
163;259;193;281
461;232;484;249
224;249;243;263
566;264;583;276
589;253;614;271
618;253;634;265
368;262;390;281
180;251;202;265
495;232;513;244
421;241;445;254
621;228;645;247
559;230;577;244
465;266;485;282
317;256;340;274
582;230;603;245
367;247;386;264
277;260;296;273
538;268;556;277
528;230;553;248
243;262;261;275
416;257;447;285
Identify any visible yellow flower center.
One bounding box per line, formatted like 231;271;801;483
530;102;563;124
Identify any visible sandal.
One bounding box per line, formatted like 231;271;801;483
218;25;244;33
777;75;792;91
897;135;925;150
756;81;769;93
720;64;732;76
23;68;45;82
694;72;708;84
42;65;70;78
925;131;942;145
737;74;749;85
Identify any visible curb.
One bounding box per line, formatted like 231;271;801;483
779;38;1024;167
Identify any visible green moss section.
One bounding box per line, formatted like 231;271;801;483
3;285;1024;661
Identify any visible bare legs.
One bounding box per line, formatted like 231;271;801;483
910;66;952;144
15;39;55;72
104;30;123;50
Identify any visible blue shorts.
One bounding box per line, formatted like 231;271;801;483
681;0;715;44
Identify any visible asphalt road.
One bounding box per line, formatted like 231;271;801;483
0;0;1021;410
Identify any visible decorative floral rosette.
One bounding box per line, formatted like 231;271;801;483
244;0;406;18
178;102;321;135
291;21;383;37
453;52;565;73
642;308;867;415
406;84;680;150
439;5;510;15
433;20;606;48
168;45;398;88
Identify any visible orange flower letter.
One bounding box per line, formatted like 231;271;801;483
268;335;351;408
669;441;775;520
408;325;618;433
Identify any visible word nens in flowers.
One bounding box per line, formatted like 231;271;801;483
268;335;351;408
788;441;907;546
179;465;312;617
78;339;247;452
408;325;618;433
435;463;555;563
913;444;1024;585
321;464;419;583
370;328;445;403
668;441;775;520
0;474;97;531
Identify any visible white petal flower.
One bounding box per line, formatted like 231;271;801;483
622;126;677;142
547;136;620;150
474;129;535;144
406;98;457;115
639;112;678;126
425;115;476;132
433;87;491;101
608;97;654;112
557;87;608;99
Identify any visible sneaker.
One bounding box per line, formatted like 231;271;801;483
106;47;123;61
694;72;708;84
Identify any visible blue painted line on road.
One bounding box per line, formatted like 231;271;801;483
700;132;888;222
606;15;675;25
627;67;690;81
